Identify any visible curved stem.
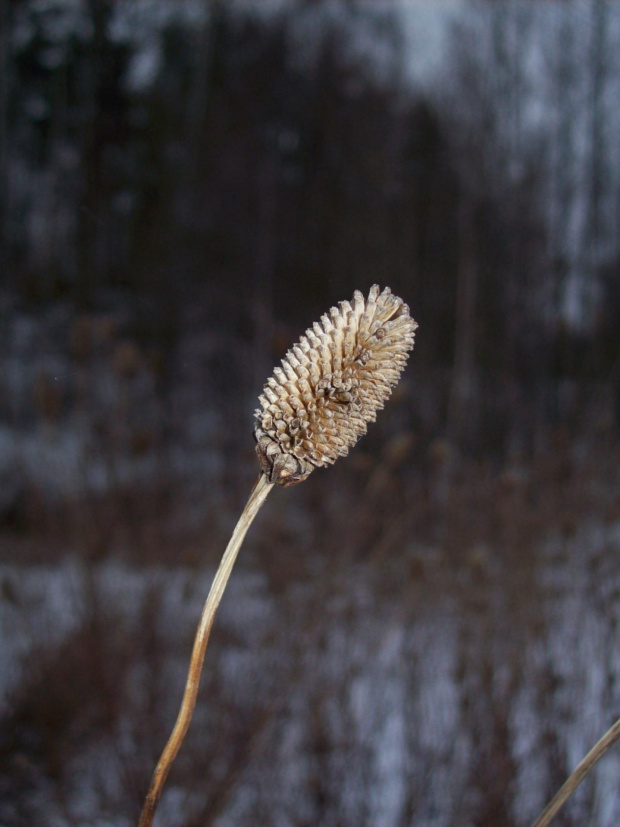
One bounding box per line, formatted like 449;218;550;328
139;473;274;827
532;717;620;827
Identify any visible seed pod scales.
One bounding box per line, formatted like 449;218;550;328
254;285;418;487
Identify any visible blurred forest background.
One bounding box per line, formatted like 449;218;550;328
1;1;620;825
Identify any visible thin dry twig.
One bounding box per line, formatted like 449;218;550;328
532;716;620;827
139;473;273;827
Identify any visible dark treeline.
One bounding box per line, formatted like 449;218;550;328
3;0;620;457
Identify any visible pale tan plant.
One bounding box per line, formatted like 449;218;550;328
139;285;417;826
532;716;620;827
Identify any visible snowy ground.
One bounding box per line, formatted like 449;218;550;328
2;516;620;826
2;297;620;824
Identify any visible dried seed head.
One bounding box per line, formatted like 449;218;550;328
254;285;418;486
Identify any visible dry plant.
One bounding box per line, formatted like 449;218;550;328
532;716;620;827
139;285;417;826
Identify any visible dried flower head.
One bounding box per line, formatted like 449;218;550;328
254;285;417;486
140;285;417;826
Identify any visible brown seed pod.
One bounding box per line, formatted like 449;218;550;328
254;284;418;486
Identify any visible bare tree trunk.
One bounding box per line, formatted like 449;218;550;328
582;0;607;370
492;6;530;455
179;0;224;244
544;9;577;427
448;190;478;449
0;1;10;282
76;0;112;306
253;148;278;392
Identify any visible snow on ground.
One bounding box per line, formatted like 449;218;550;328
2;516;620;825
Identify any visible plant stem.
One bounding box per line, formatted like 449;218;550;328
532;716;620;827
139;473;274;827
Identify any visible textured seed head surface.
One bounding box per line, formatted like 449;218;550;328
254;285;418;486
